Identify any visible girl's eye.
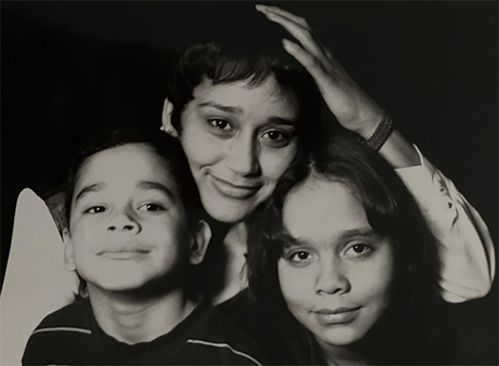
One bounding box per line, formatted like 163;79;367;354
84;206;106;214
139;203;165;212
261;130;292;147
288;250;313;263
344;243;372;258
208;119;232;131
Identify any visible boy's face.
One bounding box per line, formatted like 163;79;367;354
63;143;206;293
277;177;394;348
176;76;299;223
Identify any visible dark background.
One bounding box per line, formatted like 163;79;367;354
1;1;497;301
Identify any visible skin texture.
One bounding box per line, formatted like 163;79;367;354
63;143;206;293
278;177;394;354
176;77;299;223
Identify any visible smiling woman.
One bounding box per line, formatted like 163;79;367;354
176;77;299;223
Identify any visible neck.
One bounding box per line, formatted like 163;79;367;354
88;285;195;344
212;222;249;304
319;341;368;366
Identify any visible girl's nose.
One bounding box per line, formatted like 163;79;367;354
314;261;351;295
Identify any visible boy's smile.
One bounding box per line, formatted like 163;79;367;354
63;143;193;293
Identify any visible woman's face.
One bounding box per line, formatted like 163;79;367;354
278;177;394;348
178;76;299;223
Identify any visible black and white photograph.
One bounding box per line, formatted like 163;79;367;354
1;1;497;365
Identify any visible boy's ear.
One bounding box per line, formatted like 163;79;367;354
161;97;179;138
188;220;211;265
62;228;76;272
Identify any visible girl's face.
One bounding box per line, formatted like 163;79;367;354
278;177;394;348
178;76;299;223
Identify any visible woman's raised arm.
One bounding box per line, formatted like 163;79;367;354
256;4;495;302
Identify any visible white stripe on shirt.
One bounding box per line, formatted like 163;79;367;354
186;339;263;366
32;327;91;335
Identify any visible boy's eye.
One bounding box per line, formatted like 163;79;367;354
208;119;232;131
344;243;372;258
138;203;165;212
84;206;106;214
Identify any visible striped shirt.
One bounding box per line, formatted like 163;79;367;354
22;299;265;365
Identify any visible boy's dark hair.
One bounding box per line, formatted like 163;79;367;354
247;132;441;364
168;40;322;156
64;127;203;229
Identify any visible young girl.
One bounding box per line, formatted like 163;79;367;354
247;132;449;365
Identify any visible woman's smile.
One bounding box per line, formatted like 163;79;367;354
209;174;262;200
178;77;299;223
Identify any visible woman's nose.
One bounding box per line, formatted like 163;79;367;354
225;134;260;176
314;261;350;295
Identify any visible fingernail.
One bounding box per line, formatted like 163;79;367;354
255;4;268;12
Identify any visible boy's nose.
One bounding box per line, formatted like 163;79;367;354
107;212;140;233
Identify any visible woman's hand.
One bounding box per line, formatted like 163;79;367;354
256;4;383;139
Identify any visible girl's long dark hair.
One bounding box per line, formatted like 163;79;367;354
247;132;441;364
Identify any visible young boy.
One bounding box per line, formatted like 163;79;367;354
22;128;264;365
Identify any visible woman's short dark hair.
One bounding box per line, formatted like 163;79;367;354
247;131;441;363
64;127;203;229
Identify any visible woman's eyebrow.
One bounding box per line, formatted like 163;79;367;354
75;182;105;203
198;101;242;114
267;116;297;126
137;181;174;200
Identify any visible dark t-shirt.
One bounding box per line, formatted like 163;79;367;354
218;289;313;365
22;299;265;365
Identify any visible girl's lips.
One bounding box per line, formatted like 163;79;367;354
209;175;262;199
313;307;362;325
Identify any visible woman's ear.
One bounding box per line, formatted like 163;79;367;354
189;220;211;265
62;228;76;272
161;97;179;138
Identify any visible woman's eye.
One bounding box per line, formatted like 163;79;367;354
261;130;292;147
344;243;372;258
208;119;231;131
84;206;106;214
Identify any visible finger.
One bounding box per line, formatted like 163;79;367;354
259;9;327;66
255;4;309;29
282;38;331;88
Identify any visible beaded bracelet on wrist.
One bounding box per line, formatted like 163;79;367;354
365;111;394;151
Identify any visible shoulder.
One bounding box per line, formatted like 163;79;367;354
217;290;306;364
33;298;91;333
22;300;92;365
183;304;266;365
